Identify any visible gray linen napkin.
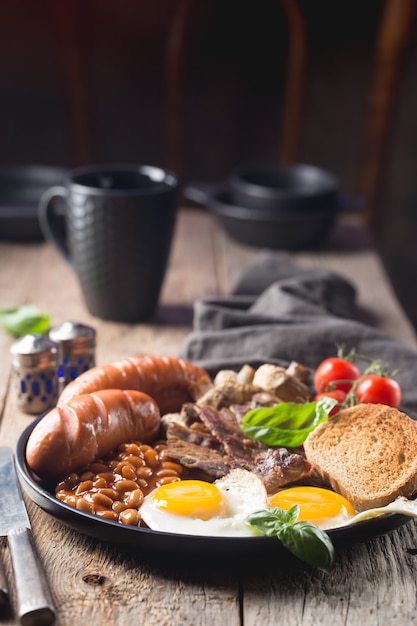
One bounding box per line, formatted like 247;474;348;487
179;252;417;418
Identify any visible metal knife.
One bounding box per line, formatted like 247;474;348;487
0;446;55;625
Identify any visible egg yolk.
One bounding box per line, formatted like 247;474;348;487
268;486;355;524
149;480;226;520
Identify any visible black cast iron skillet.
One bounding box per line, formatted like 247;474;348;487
15;412;412;570
184;180;361;250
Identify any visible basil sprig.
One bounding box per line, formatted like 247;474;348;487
246;506;335;573
241;397;337;448
0;305;51;337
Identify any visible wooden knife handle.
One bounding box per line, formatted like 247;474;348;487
8;527;55;625
0;554;8;607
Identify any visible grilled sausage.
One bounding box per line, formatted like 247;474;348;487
26;389;161;481
58;355;212;414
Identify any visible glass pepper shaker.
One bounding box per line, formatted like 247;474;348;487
10;334;59;414
49;321;96;391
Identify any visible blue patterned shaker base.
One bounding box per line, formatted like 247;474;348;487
17;368;59;413
59;354;95;386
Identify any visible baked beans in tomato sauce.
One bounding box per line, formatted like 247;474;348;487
55;441;183;525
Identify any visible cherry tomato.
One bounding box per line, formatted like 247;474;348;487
355;374;401;408
314;357;361;394
314;390;347;416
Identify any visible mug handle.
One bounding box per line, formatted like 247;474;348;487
38;186;71;262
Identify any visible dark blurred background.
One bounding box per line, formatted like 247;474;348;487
1;0;417;331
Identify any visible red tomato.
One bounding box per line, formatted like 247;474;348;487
314;357;361;394
314;390;347;415
355;374;401;408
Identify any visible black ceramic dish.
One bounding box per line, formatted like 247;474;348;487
16;414;411;564
0;165;68;241
184;182;354;250
229;163;340;212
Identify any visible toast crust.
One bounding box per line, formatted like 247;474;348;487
303;403;417;511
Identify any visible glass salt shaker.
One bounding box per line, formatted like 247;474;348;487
10;334;59;414
49;321;96;391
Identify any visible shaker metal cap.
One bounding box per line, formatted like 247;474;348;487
10;334;58;368
49;321;96;348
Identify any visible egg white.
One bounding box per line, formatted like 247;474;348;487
139;469;267;537
315;512;353;530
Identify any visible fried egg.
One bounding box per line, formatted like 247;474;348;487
139;469;267;537
268;486;355;529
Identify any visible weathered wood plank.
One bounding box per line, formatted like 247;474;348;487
0;209;242;626
241;522;417;626
1;209;417;625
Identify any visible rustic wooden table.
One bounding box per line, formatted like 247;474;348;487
1;208;417;626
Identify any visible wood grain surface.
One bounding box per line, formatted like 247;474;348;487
1;208;417;626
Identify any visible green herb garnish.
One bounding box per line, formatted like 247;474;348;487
241;397;337;448
246;506;335;573
0;305;51;337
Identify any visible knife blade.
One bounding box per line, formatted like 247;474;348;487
0;446;55;625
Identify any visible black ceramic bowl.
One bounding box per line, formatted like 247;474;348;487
229;163;340;212
184;182;349;250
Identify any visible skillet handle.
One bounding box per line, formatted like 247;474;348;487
183;181;226;207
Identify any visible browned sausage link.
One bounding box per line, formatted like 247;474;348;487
26;389;161;481
57;355;212;413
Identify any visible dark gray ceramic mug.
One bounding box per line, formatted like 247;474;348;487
38;164;179;322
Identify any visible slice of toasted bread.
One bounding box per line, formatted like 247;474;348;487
303;403;417;511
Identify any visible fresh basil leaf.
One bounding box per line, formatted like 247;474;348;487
246;507;335;573
246;505;300;536
241;398;336;448
0;305;51;337
277;521;335;574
